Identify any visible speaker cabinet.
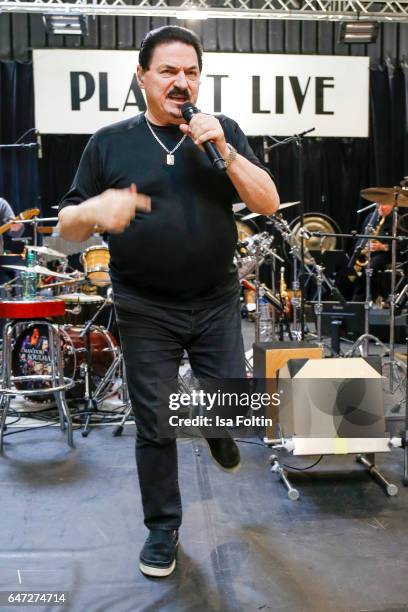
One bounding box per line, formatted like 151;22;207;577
253;341;324;439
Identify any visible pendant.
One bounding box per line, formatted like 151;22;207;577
166;153;175;166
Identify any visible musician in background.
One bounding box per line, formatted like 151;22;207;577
351;204;393;302
0;197;24;293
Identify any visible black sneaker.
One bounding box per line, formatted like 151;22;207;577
205;434;241;473
139;529;179;578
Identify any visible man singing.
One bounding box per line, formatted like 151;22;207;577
58;25;279;578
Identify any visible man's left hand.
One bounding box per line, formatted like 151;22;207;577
179;113;229;158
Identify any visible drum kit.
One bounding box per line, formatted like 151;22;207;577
0;212;125;429
235;182;408;367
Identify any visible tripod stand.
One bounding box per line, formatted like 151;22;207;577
75;295;126;437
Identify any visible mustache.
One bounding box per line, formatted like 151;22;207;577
167;88;189;99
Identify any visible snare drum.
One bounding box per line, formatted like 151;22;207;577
12;323;118;400
80;245;110;287
57;293;105;325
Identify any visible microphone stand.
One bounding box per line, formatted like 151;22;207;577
266;127;315;340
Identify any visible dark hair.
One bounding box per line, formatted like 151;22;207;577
139;26;203;72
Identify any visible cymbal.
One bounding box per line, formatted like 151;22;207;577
1;264;72;279
26;245;66;259
360;187;408;207
242;201;300;221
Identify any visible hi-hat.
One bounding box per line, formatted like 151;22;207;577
1;264;72;279
242;201;300;221
26;245;66;259
360;187;408;207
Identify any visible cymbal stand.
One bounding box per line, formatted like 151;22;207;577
76;297;122;437
265;127;315;340
345;222;387;358
383;202;406;394
254;242;262;344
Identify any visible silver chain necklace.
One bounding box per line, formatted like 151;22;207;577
145;114;187;166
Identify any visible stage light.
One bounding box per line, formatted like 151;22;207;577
43;13;89;36
176;3;209;20
339;21;379;43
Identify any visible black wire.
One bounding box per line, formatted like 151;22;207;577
235;439;323;471
235;438;266;447
3;420;61;436
283;456;324;471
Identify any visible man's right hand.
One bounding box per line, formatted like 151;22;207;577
88;183;151;234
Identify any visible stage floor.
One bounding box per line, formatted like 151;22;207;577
0;426;408;612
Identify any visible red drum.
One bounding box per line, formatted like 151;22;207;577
0;298;65;319
12;323;119;400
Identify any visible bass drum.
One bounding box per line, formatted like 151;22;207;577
283;213;343;264
12;323;119;401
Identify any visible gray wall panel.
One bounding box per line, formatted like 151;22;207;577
217;19;234;51
202;19;218;51
135;17;150;49
46;33;64;50
252;18;268;53
268;21;285;53
383;22;398;59
317;23;333;55
399;24;408;58
367;23;382;63
0;14;406;63
0;15;11;60
333;23;350;56
99;16;116;49
83;16;99;49
235;20;251;52
302;21;317;55
285;21;301;54
117;16;134;49
29;15;46;51
12;14;29;62
64;33;82;49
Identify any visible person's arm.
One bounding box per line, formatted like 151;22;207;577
179;114;279;215
59;186;150;242
0;198;24;236
57;137;150;242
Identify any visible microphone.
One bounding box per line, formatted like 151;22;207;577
181;102;226;172
36;131;43;159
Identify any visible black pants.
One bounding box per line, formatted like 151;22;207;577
114;293;246;531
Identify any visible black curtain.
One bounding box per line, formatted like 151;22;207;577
0;61;41;216
1;60;407;235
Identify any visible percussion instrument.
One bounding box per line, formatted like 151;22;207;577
12;323;118;400
56;293;105;326
26;245;67;259
361;186;408;207
242;201;300;221
1;264;72;279
80;245;110;287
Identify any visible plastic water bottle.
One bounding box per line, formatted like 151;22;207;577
21;250;37;299
259;297;272;342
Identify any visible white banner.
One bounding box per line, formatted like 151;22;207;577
33;49;369;137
